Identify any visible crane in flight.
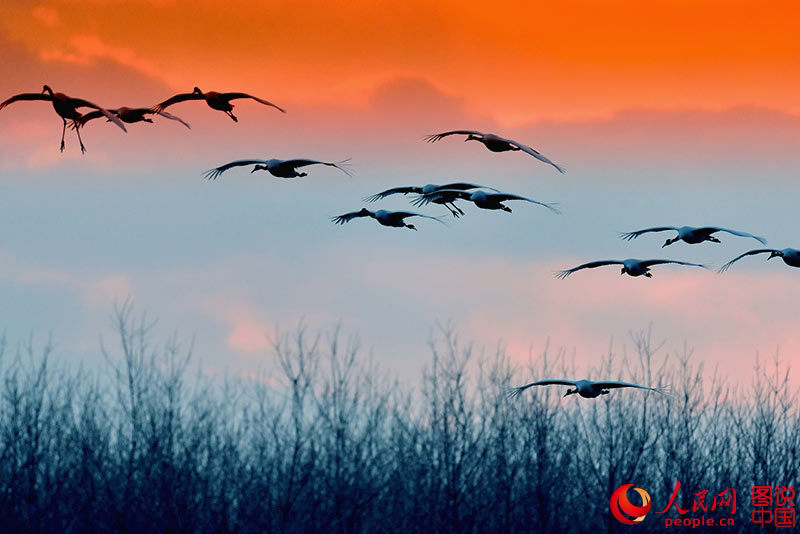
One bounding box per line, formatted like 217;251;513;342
508;379;671;399
555;258;708;279
0;85;126;153
424;130;565;174
620;225;766;247
331;208;445;231
413;189;561;215
75;107;190;129
364;182;501;217
204;158;352;180
152;87;285;122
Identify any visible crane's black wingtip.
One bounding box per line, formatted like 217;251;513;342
506;387;523;399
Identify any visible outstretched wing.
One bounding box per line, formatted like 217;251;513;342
435;182;502;193
554;260;623;279
286;158;353;177
363;186;420;202
65;96;106;109
223;93;286;113
507;379;576;399
718;249;776;273
423;130;485;143
592;381;672;397
388;211;447;225
62;97;127;132
498;136;566;174
488;192;561;214
155;110;191;129
699;227;767;245
0;93;52;110
331;211;370;225
73;110;106;127
204;159;270;180
639;259;708;270
619;227;679;241
151;92;203;113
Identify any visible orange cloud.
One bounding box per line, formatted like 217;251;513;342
2;0;800;124
36;34;163;81
31;5;58;27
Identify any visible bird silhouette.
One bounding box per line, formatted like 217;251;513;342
204;158;352;180
331;208;445;230
718;248;800;272
620;226;766;247
508;379;671;399
364;182;501;217
1;85;126;153
413;189;561;215
555;258;708;279
424;130;565;173
75;107;190;129
152;87;285;122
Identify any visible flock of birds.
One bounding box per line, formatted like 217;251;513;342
2;84;797;401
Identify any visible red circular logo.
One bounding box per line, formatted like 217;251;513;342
610;484;652;525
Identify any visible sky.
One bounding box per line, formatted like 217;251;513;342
1;0;799;385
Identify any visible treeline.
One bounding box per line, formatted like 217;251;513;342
0;304;797;534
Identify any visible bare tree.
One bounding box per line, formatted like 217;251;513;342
0;312;797;534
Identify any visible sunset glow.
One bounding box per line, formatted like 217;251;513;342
3;1;800;124
1;0;799;385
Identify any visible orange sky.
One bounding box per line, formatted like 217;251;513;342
2;0;800;124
